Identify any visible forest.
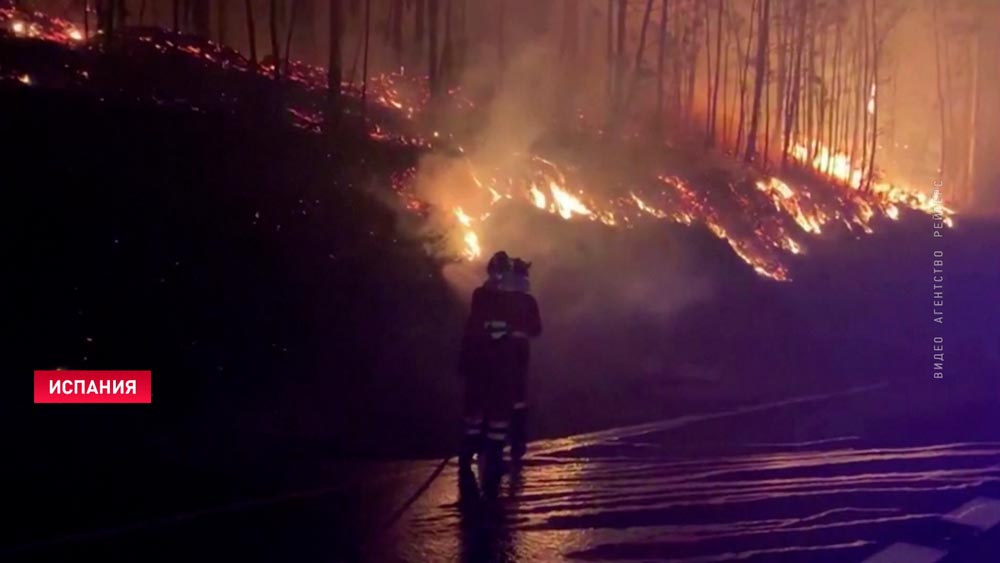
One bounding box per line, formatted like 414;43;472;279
26;0;999;211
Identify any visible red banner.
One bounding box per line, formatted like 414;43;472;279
34;371;152;403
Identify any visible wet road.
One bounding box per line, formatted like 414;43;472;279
9;383;1000;562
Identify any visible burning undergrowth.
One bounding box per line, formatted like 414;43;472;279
402;42;953;289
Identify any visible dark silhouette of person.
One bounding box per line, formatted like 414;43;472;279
500;258;542;461
458;251;537;497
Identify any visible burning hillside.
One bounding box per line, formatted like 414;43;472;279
1;1;958;281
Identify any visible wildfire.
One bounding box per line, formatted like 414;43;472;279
631;193;668;219
419;137;954;282
452;207;482;259
548;182;593;220
529;185;547;209
2;9;84;44
3;2;956;282
790;140;955;226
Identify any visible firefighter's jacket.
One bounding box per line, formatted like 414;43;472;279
459;282;542;379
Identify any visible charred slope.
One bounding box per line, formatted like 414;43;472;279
11;82;463;465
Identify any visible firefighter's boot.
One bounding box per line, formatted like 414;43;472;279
458;418;483;474
482;421;509;497
510;402;528;461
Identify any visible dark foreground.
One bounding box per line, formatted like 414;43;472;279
6;381;1000;562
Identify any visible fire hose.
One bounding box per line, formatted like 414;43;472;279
374;455;452;533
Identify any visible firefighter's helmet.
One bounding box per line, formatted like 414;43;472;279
487;251;511;278
512;258;531;276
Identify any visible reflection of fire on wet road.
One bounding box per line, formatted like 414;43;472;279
389;388;1000;562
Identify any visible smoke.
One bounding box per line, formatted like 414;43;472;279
406;38;717;397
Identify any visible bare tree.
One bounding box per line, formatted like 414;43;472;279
269;0;281;78
744;0;769;163
781;0;807;168
217;0;229;45
245;0;258;68
931;0;947;178
362;0;372;121
428;0;440;96
192;0;210;37
707;0;724;147
963;26;980;204
391;0;404;64
440;0;454;87
283;0;299;77
734;0;756;156
328;0;343;106
625;0;655;109
656;0;668;127
614;0;628;113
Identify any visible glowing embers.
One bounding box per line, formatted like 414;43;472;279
754;177;826;235
2;8;85;44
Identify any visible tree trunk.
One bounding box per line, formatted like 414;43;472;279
704;1;713;142
428;0;440;96
656;0;668;128
964;31;980;204
415;0;425;47
615;0;627;113
721;0;733;146
391;0;404;64
269;0;280;78
440;0;453;87
859;0;870;188
828;17;842;175
781;0;806;169
173;0;180;32
815;17;828;161
192;0;210;37
328;0;342;104
744;0;769;163
625;0;655;109
217;0;228;45
115;0;126;27
735;0;756;157
96;0;114;50
708;0;724;147
804;5;816;160
283;0;299;77
361;0;371;122
245;0;258;68
770;0;786;160
763;27;770;167
606;0;613;106
931;1;947;178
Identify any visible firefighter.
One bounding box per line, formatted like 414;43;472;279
458;251;519;496
501;258;542;461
